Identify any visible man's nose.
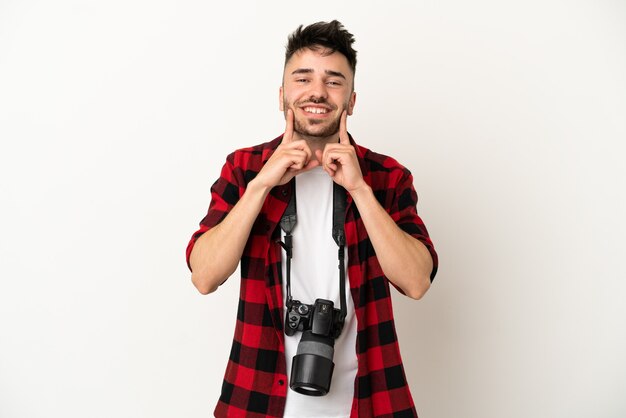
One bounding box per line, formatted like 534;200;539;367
307;78;328;100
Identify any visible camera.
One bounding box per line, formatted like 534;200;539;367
285;298;344;396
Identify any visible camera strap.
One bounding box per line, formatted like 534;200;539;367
278;180;347;324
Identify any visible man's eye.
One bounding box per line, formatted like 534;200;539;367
296;79;308;83
327;81;341;86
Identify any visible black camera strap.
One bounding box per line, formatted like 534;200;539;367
278;180;347;323
332;182;347;324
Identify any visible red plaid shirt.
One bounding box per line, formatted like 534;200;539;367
187;135;438;418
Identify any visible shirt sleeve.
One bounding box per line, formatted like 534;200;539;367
185;153;242;271
390;169;438;281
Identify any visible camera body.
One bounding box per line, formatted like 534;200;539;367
285;298;342;338
285;298;344;396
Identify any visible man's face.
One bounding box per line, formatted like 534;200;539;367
280;47;356;140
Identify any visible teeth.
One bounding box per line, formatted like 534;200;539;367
304;107;328;114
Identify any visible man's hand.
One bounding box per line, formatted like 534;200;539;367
318;111;367;193
254;109;320;190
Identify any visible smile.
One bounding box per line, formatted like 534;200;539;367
303;106;330;114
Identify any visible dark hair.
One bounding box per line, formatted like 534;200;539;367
285;20;357;75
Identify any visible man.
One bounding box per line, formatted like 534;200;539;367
187;20;438;418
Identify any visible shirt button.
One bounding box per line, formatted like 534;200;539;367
281;189;288;196
278;379;284;386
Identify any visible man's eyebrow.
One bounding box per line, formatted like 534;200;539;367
291;68;314;75
290;68;347;80
325;70;346;80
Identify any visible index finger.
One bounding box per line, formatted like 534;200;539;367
339;110;350;145
283;109;294;143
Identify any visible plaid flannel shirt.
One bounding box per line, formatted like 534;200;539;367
186;135;438;418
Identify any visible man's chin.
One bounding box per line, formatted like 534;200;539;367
295;120;340;139
296;129;338;139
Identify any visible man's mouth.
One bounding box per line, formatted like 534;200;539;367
302;106;330;115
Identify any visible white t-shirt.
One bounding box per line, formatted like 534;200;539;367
280;167;358;418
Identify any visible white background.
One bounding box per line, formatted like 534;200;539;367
1;1;625;417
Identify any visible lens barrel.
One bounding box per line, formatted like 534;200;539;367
289;330;335;396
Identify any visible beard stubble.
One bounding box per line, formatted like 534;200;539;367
284;98;347;140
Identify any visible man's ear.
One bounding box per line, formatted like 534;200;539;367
279;86;284;111
347;91;356;116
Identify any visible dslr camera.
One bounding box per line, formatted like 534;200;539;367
285;298;344;396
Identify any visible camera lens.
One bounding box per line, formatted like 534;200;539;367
289;330;335;396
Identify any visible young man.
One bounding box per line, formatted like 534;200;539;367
187;20;438;418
